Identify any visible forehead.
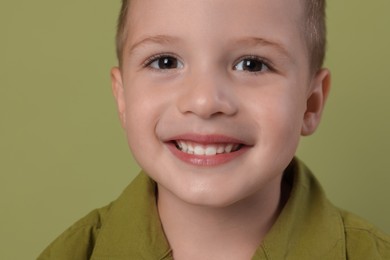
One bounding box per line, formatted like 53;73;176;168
127;0;304;33
125;0;307;64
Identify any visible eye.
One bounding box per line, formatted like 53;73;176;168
146;55;184;70
234;57;270;73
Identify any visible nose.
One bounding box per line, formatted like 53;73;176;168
177;71;238;119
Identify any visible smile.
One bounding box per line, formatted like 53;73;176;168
175;140;242;156
165;134;249;166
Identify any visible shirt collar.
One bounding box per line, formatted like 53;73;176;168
253;158;346;259
91;173;172;259
91;158;346;259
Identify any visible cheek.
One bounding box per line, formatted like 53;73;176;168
122;81;156;146
244;88;305;146
124;77;161;126
122;76;175;153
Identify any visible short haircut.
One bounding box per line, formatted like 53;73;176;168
303;0;327;74
115;0;326;73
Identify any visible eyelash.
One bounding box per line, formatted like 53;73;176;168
142;53;275;73
143;53;182;70
233;55;275;74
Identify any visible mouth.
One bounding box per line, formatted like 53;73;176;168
164;134;250;166
173;140;243;156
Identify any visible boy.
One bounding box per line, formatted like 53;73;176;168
38;0;390;259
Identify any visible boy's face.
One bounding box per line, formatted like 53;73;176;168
112;0;330;206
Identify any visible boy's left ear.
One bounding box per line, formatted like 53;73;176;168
301;69;331;136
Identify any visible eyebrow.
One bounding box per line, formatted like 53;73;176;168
129;35;181;54
234;37;292;61
128;35;293;62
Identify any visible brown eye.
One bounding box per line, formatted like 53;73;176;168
149;56;184;70
234;58;269;72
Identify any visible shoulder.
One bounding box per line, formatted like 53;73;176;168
37;173;154;259
37;203;113;260
339;209;390;259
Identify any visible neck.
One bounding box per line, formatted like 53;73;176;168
157;174;289;260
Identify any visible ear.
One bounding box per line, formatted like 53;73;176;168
301;69;331;136
111;67;127;129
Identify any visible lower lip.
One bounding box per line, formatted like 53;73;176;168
166;143;249;167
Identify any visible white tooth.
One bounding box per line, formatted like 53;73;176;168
181;141;188;152
205;146;217;156
217;146;225;154
225;144;233;153
187;143;194;154
176;141;183;150
194;145;205;155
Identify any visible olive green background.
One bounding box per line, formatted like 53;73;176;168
1;0;389;259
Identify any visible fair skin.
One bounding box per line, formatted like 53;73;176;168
111;0;330;259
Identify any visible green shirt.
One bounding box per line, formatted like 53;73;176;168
38;159;390;259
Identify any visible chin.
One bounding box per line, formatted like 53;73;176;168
173;184;251;208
